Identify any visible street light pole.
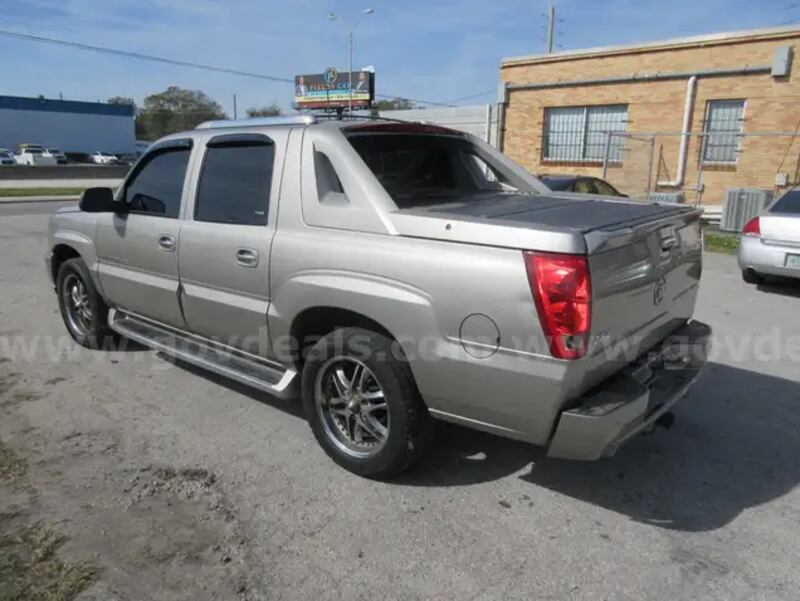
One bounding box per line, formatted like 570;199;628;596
328;8;374;114
348;30;353;113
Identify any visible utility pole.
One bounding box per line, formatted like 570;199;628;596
348;30;353;113
546;4;555;54
233;93;238;119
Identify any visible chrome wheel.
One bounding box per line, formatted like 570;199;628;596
62;273;93;336
315;357;389;458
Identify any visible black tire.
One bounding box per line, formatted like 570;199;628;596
56;257;114;349
742;268;762;285
301;327;433;479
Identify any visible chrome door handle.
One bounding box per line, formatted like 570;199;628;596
158;235;176;252
236;248;259;267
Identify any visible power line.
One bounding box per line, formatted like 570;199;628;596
442;88;495;104
0;28;488;108
0;29;294;83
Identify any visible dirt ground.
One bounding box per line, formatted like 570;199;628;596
2;202;800;600
0;358;266;600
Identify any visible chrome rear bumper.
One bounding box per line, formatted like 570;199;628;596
547;320;711;461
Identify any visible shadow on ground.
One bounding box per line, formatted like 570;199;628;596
166;352;800;533
406;362;800;532
757;275;800;298
165;355;305;419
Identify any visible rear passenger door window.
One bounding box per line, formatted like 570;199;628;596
195;136;275;225
124;146;191;218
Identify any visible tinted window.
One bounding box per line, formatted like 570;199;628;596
125;147;190;218
348;134;518;208
540;177;575;192
574;178;599;194
771;190;800;214
592;178;620;196
195;142;274;225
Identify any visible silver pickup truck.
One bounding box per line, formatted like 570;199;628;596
46;116;710;478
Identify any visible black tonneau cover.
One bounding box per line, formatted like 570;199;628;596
417;192;693;234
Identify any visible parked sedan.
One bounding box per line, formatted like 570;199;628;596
739;189;800;283
89;152;118;165
539;174;626;197
45;148;68;164
0;148;16;166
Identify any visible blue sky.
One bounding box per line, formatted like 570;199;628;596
1;0;798;114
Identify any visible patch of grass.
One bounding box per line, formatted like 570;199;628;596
704;230;740;254
0;523;99;601
0;187;85;198
0;441;26;481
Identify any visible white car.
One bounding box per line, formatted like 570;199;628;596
739;189;800;283
45;148;68;164
89;152;118;165
16;147;57;166
0;148;16;166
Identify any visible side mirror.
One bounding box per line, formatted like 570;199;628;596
79;187;120;213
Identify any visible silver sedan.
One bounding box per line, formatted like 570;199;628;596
738;189;800;283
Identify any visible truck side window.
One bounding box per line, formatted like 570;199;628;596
124;148;191;218
195;141;275;226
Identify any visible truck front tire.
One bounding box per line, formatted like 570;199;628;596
301;327;433;478
56;258;114;349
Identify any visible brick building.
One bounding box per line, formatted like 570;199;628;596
498;25;800;205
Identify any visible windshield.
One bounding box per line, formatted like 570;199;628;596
540;176;575;191
25;149;43;155
347;132;536;208
0;151;12;158
771;190;800;215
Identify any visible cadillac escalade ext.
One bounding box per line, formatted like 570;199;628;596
46;115;710;478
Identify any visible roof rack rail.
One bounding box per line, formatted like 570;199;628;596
196;115;317;129
311;113;411;123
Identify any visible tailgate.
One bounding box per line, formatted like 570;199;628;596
580;209;703;390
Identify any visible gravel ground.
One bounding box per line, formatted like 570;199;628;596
1;202;800;600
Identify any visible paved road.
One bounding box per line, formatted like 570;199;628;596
0;198;75;216
1;208;800;600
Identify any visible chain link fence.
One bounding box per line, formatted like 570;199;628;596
599;131;800;206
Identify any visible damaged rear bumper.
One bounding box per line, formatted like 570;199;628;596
547;320;712;461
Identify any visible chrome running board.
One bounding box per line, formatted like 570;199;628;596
108;309;298;399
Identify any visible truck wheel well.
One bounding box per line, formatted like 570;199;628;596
51;244;81;282
290;307;395;367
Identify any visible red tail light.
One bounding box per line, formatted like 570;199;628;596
523;252;592;360
742;217;761;237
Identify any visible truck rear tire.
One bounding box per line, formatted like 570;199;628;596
301;327;433;479
56;257;115;349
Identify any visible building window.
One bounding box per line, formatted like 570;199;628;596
543;105;628;162
702;100;745;164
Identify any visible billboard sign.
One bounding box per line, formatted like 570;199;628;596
294;69;374;110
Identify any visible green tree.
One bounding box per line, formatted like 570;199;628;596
137;86;226;139
372;98;416;111
246;103;282;118
107;96;136;110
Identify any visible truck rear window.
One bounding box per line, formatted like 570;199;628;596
346;133;521;208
